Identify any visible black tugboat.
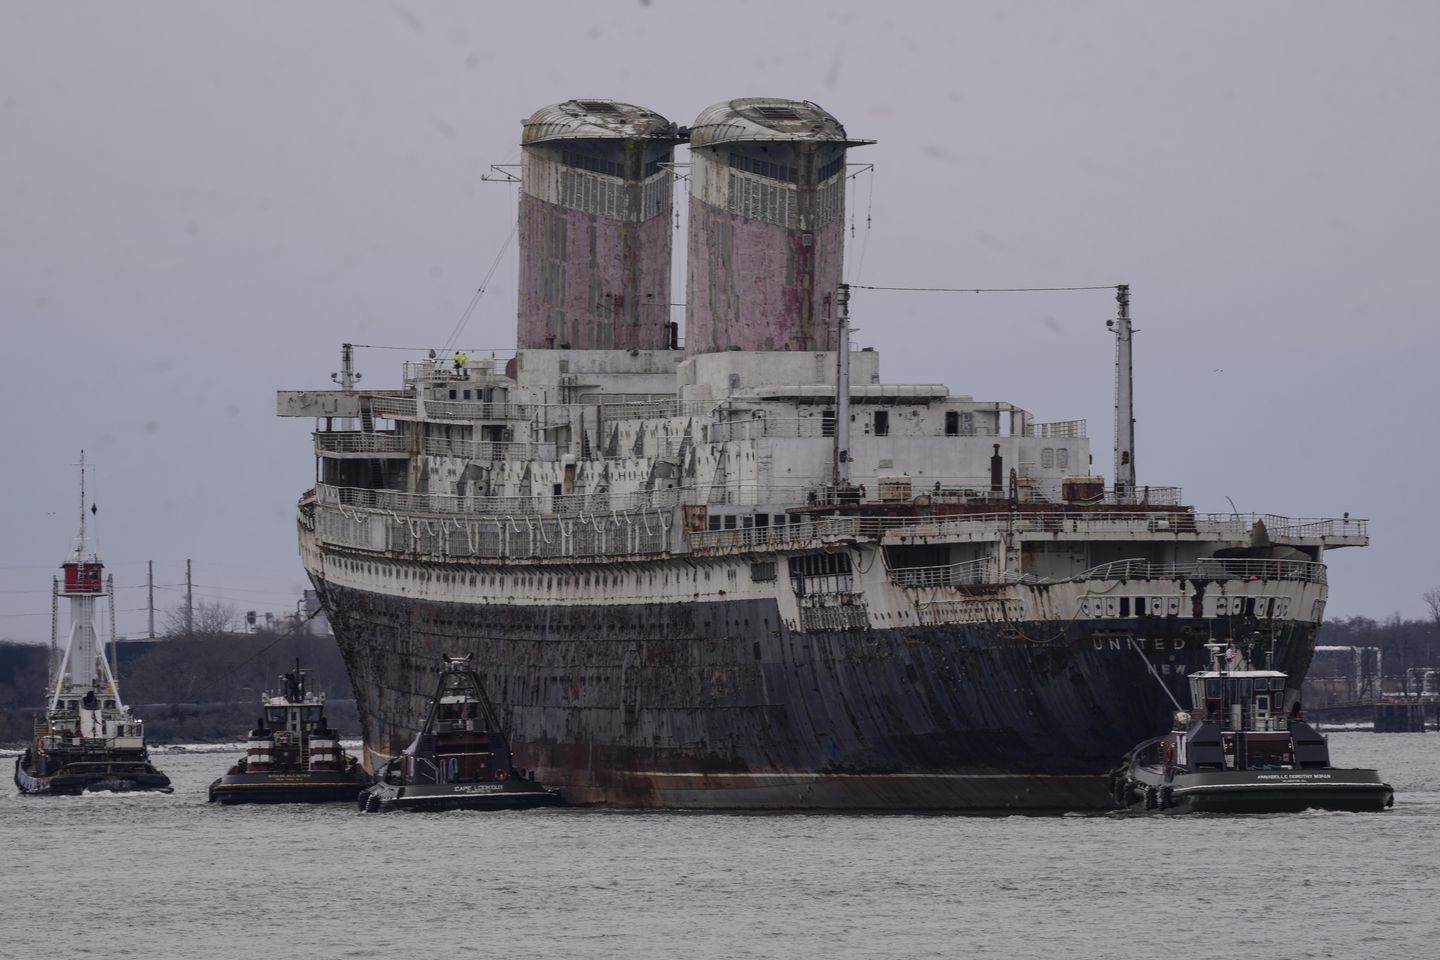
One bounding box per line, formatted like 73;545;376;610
209;662;368;804
1112;643;1393;814
14;455;171;796
357;655;561;813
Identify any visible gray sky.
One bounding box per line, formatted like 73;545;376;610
3;0;1437;640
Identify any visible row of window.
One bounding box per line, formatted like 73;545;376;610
724;172;845;230
562;149;625;179
706;512;810;531
552;170;671;222
724;151;846;184
729;152;798;183
817;153;846;182
1080;596;1293;619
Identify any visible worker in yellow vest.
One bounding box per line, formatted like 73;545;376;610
454;351;468;376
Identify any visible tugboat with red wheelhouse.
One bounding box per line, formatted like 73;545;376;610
209;661;367;804
14;454;171;796
357;655;561;813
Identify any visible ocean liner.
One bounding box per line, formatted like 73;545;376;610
278;98;1366;810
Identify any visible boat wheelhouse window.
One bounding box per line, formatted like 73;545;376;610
708;514;721;531
303;706;322;724
449;389;457;399
945;411;959;436
874;411;889;436
724;515;737;530
1205;679;1221;699
267;707;287;724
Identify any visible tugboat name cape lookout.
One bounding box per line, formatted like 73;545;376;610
277;97;1367;810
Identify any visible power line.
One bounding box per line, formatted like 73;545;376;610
442;220;520;352
851;283;1119;294
349;343;514;354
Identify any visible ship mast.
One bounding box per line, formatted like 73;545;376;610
1111;284;1136;503
833;283;852;491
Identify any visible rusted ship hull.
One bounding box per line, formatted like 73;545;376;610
313;578;1318;811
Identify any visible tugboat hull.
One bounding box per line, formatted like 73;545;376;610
1164;769;1394;814
14;753;173;796
208;769;370;805
1113;764;1393;815
359;777;563;813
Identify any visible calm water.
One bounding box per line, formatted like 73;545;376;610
3;733;1437;960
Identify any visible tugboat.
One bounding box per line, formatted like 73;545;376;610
1111;642;1393;814
14;453;172;795
357;655;562;813
208;661;368;804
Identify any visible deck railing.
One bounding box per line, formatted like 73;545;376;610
421;437;558;462
707;417;831;441
1025;419;1088;439
315;482;683;517
314;502;671;561
312;483;1364;552
423;399;533;422
370;396;417;420
890;556;998;587
314;431;410;454
1073;557;1328;585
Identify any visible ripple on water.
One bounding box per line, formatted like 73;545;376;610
1;733;1437;959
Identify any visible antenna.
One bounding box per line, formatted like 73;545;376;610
74;450;90;559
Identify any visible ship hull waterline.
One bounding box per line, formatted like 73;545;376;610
208;769;370;805
313;578;1319;812
14;754;174;796
1116;766;1393;815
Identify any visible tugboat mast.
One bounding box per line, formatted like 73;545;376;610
50;452;124;716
